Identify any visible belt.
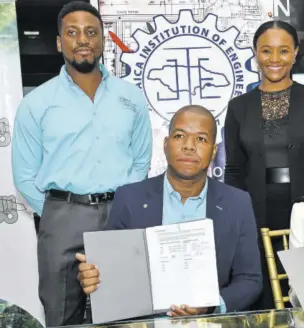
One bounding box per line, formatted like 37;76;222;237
46;189;115;205
266;167;290;184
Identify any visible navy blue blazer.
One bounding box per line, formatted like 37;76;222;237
107;174;262;313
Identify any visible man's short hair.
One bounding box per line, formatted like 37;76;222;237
169;105;217;143
57;1;103;34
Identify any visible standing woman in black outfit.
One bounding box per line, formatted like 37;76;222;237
224;20;304;310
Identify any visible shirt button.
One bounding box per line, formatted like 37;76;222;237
98;160;101;164
93;113;96;116
288;143;294;150
96;136;100;140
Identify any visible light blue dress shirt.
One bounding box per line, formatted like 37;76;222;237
162;174;208;226
162;174;226;314
12;64;152;216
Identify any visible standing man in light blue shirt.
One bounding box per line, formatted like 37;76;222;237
11;1;152;326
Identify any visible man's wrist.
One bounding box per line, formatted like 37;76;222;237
205;307;216;314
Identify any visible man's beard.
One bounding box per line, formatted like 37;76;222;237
64;54;101;73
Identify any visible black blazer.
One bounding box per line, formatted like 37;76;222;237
224;82;304;229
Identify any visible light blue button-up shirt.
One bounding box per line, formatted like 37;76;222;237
12;64;152;216
162;174;226;314
162;174;208;225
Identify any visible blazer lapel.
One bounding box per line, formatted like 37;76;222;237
206;178;224;250
289;82;303;141
142;174;164;227
206;178;224;218
206;178;218;221
245;88;264;155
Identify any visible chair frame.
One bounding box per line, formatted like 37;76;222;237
261;228;290;309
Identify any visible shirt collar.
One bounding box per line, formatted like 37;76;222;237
60;63;109;85
164;172;208;201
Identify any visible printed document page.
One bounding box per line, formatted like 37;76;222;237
278;247;304;308
146;219;220;311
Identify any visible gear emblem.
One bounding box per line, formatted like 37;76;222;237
121;10;259;130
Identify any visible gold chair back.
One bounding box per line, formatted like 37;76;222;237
260;228;290;309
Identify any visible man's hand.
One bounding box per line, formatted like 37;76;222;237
167;304;208;317
76;253;100;295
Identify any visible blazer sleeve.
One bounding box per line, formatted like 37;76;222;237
220;192;262;311
106;187;131;230
224;99;247;190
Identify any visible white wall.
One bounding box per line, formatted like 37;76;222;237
90;0;99;10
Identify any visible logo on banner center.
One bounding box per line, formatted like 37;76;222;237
121;11;258;123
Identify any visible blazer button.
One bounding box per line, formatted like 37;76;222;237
288;143;294;150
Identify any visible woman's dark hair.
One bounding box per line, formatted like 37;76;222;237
253;20;299;50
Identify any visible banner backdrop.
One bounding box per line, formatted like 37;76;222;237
0;0;281;325
99;0;273;179
290;0;304;31
0;0;44;325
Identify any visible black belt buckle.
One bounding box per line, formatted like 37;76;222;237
88;194;99;205
100;192;110;202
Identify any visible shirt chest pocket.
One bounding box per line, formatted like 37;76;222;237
41;106;88;141
101;101;137;146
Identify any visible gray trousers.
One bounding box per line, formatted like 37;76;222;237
37;197;112;327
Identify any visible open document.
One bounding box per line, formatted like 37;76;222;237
278;247;304;307
84;219;220;323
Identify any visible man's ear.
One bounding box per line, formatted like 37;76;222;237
57;35;62;53
164;136;168;155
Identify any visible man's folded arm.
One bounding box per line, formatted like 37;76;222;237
12;100;45;215
220;192;262;312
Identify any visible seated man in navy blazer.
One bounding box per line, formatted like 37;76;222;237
77;105;262;316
